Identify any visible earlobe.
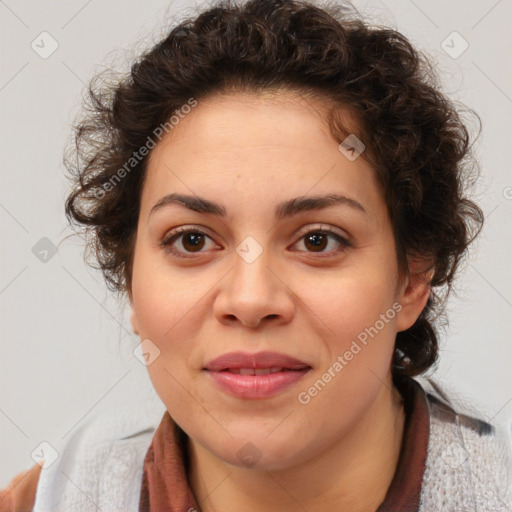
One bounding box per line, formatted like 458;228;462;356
395;261;433;332
130;307;140;336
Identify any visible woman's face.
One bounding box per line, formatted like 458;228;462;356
130;90;426;470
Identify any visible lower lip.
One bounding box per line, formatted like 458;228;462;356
204;369;311;399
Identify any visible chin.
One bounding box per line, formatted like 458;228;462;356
204;430;312;471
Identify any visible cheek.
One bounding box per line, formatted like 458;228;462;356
292;264;400;411
299;265;399;345
131;245;204;340
291;275;399;445
130;252;207;400
131;270;207;427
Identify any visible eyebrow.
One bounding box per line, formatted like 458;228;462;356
148;192;367;221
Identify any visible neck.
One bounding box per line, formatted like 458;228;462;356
188;376;405;512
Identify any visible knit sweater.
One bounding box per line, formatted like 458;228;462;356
14;377;512;511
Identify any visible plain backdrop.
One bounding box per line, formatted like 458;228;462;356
1;0;511;487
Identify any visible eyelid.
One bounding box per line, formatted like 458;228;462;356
162;224;215;241
294;223;351;243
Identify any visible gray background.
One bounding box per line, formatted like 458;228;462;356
1;0;511;486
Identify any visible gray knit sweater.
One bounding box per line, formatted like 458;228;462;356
418;377;512;511
32;377;512;511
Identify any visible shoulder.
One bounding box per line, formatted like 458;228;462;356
30;394;166;512
0;463;42;512
414;376;512;511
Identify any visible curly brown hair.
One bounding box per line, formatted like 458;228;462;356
64;0;483;377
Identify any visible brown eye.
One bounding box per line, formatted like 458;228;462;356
303;232;329;252
161;227;219;258
292;228;351;255
180;232;206;252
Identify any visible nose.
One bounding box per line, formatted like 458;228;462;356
213;248;295;330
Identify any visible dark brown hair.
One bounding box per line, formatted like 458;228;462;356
64;0;484;377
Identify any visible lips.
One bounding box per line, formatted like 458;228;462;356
203;351;311;372
226;367;294;375
203;351;312;399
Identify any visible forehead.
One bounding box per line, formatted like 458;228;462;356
140;90;383;221
160;90;335;150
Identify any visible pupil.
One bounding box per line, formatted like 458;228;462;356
184;233;204;251
306;233;327;251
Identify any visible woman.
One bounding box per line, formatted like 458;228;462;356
1;0;511;510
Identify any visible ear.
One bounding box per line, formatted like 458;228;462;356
395;258;433;332
130;307;140;336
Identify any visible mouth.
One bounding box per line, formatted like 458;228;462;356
203;351;312;399
203;350;311;372
217;366;310;375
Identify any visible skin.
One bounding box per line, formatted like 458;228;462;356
129;89;431;512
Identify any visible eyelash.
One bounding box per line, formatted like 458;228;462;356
160;225;352;259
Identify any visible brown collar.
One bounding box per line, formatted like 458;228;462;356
376;375;430;511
